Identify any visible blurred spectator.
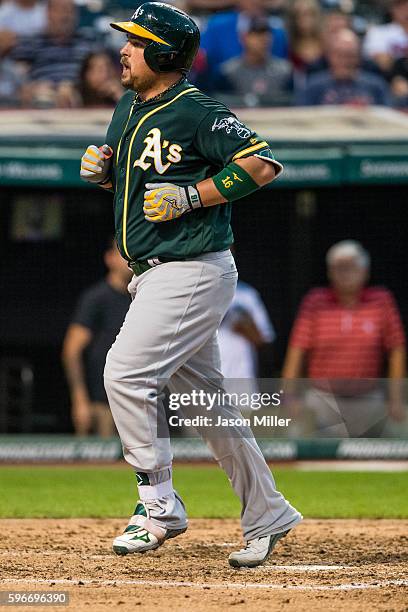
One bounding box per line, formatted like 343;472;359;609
0;0;46;55
287;0;324;73
297;28;391;105
0;56;24;106
13;0;97;108
201;0;288;87
186;0;289;16
363;0;408;76
265;0;288;18
218;279;275;394
215;15;293;106
185;0;236;12
188;47;211;89
62;239;131;437
282;240;406;436
352;0;390;20
307;8;350;75
78;51;123;107
390;54;408;106
307;9;383;78
322;6;351;34
185;0;289;12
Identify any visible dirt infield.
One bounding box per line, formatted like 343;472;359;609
0;519;407;611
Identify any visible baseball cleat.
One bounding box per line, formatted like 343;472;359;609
113;501;187;556
228;529;290;568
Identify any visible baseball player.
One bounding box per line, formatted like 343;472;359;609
80;2;302;568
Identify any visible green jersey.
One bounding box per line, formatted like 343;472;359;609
105;79;272;261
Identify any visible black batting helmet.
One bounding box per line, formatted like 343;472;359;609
110;2;200;74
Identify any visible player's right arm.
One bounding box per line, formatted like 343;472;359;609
62;324;93;436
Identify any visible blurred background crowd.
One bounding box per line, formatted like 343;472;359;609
1;0;408;440
61;239;406;438
1;0;408;109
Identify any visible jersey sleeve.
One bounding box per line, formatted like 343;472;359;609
194;108;283;176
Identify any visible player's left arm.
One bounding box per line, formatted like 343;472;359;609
194;154;278;207
143;150;281;223
143;108;283;223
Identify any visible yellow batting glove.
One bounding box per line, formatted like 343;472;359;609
143;182;202;223
80;144;113;184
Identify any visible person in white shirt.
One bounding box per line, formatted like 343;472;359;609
0;0;46;55
218;280;275;395
363;0;408;74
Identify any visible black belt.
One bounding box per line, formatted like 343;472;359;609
129;256;185;277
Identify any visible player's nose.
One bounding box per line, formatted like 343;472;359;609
120;42;130;57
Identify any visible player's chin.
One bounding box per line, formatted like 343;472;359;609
120;77;130;88
120;73;133;88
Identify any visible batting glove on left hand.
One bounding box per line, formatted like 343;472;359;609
144;183;202;223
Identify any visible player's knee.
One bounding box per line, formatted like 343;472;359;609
103;349;149;386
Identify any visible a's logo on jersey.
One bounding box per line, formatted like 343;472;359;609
133;128;183;174
211;116;251;139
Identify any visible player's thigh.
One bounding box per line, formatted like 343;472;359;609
106;260;236;379
168;332;223;394
168;333;253;445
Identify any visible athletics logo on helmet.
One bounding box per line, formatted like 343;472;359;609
131;6;145;20
110;2;200;74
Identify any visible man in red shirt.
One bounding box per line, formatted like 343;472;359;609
282;240;406;436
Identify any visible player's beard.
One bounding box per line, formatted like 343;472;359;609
121;66;157;95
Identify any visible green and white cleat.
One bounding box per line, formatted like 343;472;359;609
228;530;290;568
113;501;187;556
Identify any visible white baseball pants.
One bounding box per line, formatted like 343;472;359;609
104;250;302;540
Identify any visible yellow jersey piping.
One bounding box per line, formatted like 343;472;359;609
232;141;270;161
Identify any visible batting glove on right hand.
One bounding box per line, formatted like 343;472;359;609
143;183;202;223
80;144;112;184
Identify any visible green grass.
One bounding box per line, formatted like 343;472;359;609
0;466;407;519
